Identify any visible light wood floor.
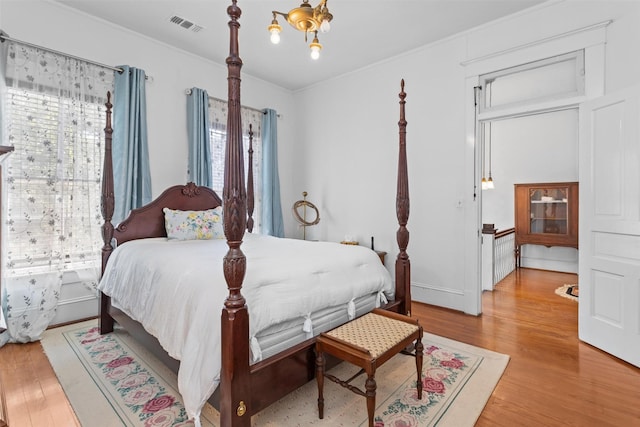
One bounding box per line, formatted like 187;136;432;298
1;268;639;426
415;268;640;426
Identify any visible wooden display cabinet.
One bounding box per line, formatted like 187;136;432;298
514;182;578;268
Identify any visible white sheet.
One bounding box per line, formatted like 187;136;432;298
98;233;393;423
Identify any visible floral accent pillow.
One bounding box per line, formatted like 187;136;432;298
163;206;224;240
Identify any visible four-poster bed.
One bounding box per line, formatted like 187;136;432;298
97;1;412;426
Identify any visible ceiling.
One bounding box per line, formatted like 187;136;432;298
53;0;546;91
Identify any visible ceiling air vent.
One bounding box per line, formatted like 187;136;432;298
169;15;204;33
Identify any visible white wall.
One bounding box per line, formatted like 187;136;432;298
482;110;579;231
294;36;470;308
292;0;640;311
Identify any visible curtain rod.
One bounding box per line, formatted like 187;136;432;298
0;31;149;80
185;88;279;117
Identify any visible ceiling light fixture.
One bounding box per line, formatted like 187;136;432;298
268;0;333;60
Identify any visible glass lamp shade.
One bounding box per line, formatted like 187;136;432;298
320;19;331;33
268;20;282;44
486;176;495;189
310;36;322;60
270;29;281;44
310;45;321;60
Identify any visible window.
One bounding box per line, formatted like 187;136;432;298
3;43;114;278
208;98;263;233
4;88;107;274
479;50;585;113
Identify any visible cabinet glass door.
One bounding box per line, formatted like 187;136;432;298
529;186;569;235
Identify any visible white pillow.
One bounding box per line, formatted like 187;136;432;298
163;206;224;240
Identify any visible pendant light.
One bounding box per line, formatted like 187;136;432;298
486;121;494;189
474;86;488;191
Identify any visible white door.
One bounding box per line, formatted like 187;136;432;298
579;86;640;367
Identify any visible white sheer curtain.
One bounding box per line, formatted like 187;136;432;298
0;42;114;345
208;97;263;232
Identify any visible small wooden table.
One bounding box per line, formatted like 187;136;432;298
315;308;423;427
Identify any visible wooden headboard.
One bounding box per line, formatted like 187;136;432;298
113;182;222;246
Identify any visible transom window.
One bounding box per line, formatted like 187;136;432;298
479;50;585;113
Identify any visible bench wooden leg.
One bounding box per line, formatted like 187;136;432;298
365;374;376;427
316;350;325;419
415;338;424;399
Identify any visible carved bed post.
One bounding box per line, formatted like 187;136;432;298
246;124;254;233
100;91;115;334
220;1;251;426
396;80;411;316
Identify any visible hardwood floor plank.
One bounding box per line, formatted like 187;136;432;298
1;344;32;427
0;341;80;427
415;268;640;427
19;346;55;427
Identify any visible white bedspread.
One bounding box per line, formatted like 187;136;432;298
98;233;393;423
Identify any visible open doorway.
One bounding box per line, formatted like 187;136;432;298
476;50;584;301
480;108;579;295
466;23;638;367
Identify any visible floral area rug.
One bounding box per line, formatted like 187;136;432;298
42;321;509;427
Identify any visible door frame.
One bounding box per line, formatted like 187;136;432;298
462;23;607;315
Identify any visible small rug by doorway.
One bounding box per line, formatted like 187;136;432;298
555;284;579;302
41;320;509;427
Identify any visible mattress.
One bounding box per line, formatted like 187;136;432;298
255;293;378;360
99;233;393;423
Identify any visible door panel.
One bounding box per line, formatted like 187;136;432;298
579;86;640;367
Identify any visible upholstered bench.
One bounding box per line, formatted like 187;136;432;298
315;308;423;427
